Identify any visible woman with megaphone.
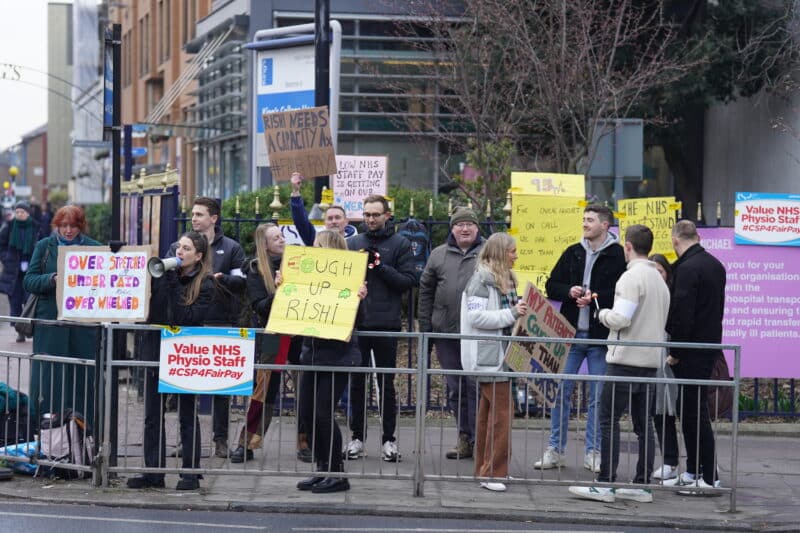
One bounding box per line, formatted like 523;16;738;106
127;231;215;491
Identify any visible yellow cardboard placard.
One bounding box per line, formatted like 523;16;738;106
617;196;678;261
510;172;586;198
266;245;367;341
511;194;583;295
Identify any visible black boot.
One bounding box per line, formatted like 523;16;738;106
230;446;254;463
311;476;350;493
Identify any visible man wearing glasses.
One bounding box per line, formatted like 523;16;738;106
346;195;419;462
418;207;484;460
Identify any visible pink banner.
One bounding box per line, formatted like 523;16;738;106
701;227;800;378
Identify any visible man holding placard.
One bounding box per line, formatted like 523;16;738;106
535;205;626;473
346;195;419;462
290;172;349;245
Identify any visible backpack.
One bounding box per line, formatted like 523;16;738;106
36;410;94;479
707;353;733;420
397;218;430;274
0;382;33;447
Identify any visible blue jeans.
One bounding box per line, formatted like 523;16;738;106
548;331;607;454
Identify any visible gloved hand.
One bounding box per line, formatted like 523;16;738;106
366;247;381;269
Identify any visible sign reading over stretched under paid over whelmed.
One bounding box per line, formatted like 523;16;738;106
261;106;338;181
158;327;255;395
266;245;367;341
617;196;680;262
504;282;575;407
56;245;151;322
510;195;583;295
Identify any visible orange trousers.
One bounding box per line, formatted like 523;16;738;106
474;381;512;479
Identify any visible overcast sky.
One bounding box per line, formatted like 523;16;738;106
0;0;49;150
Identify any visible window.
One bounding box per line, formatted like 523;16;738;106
139;15;150;76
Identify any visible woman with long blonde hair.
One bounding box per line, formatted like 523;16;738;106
460;232;527;492
230;223;289;463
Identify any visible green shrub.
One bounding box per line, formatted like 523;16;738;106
85;203;112;244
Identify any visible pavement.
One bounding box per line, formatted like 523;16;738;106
1;322;799;531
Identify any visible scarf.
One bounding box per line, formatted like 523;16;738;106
9;218;34;256
56;233;86;246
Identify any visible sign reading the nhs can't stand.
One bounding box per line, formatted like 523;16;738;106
158;327;255;396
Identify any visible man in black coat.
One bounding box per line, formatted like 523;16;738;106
665;220;726;490
345;195;419;462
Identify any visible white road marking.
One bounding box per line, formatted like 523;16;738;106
0;511;267;530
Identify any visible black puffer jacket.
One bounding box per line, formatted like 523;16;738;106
545;240;626;340
299;335;362;367
347;222;419;330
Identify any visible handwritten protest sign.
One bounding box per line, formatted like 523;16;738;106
510;194;583;294
262;106;338;181
158;327;255;395
510;172;585;198
331;155;388;219
734;192;800;247
57;246;151;322
266;245;367;341
617;196;679;261
504;282;575;407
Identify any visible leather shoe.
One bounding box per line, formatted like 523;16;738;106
230;446;254;463
126;475;165;489
311;476;350;493
175;475;200;490
296;475;325;491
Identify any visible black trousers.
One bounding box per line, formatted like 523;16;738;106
349;335;398;443
673;355;717;485
300;370;348;472
142;366;201;481
597;364;656;484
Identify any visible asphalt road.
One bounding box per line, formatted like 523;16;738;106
0;501;727;533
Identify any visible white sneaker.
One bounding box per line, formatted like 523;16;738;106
345;438;365;460
583;450;601;473
615;488;654;503
534;446;565;469
382;440;401;462
568;486;615;503
662;471;695;486
678;477;720;495
652;464;678;480
480;481;507;492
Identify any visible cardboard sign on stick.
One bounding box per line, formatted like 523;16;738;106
262;106;338;181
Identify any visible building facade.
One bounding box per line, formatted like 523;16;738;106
47;2;74;200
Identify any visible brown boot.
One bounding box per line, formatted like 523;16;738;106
445;433;473;459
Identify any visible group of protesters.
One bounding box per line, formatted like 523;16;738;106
11;177;726;498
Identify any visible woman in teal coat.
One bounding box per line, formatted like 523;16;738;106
23;205;102;427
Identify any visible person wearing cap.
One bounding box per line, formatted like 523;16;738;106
0;201;43;342
418;207;484;459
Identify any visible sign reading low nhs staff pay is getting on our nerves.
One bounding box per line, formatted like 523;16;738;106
254;37;340;168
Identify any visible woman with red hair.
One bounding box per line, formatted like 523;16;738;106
23;205;102;428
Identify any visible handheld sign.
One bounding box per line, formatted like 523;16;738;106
617;196;678;261
266;245;367;341
504;282;575;407
57;245;151;322
158;327;255;395
331;155;388;219
262;106;338;181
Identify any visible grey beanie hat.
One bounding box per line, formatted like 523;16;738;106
450;206;479;227
14;201;31;214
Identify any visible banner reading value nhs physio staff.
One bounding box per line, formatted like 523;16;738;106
734;192;800;246
158;327;255;395
700;227;800;378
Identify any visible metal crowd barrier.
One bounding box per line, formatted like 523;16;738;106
1;319;741;511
